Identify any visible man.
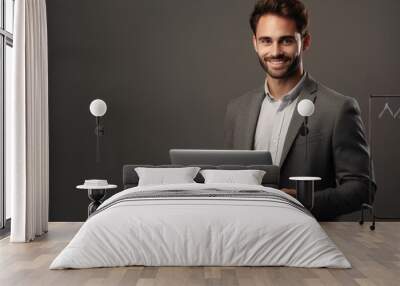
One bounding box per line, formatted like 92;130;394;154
224;0;376;220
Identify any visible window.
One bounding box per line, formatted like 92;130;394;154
1;0;14;229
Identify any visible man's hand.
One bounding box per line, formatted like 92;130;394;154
280;188;297;197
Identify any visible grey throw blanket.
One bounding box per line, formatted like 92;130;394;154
90;189;310;218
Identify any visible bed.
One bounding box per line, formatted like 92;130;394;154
50;164;351;269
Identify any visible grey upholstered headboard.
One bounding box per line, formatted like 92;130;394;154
122;164;280;189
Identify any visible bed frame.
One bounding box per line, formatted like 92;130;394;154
122;164;280;189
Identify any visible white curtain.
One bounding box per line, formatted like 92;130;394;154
7;0;49;242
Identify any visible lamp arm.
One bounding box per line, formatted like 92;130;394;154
94;117;105;136
94;116;104;163
305;117;308;163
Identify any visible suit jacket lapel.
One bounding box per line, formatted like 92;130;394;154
244;88;265;149
279;75;318;166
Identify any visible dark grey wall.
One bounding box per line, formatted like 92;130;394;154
47;0;400;221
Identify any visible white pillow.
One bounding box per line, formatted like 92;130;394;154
135;167;200;186
200;169;266;185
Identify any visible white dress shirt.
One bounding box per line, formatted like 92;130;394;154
254;73;307;166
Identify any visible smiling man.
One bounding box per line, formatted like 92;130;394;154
224;0;376;220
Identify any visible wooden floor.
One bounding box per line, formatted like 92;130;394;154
0;222;399;286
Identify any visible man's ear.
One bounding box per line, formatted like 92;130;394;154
302;34;311;52
252;35;258;53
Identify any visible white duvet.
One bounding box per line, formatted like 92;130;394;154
50;183;351;269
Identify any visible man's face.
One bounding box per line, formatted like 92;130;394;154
253;14;310;79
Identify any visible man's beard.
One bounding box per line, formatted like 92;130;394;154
258;53;301;79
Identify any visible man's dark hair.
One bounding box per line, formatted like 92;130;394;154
250;0;309;37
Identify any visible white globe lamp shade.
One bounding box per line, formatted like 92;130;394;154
90;99;107;117
297;99;315;117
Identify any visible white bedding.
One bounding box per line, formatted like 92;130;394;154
50;183;351;269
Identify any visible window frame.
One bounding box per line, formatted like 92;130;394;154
0;0;14;229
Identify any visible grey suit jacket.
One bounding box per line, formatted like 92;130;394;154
224;74;376;220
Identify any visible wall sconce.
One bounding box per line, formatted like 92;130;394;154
89;99;107;162
297;99;315;142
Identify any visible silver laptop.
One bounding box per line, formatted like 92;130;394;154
169;149;272;165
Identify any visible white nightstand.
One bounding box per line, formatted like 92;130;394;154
76;182;117;217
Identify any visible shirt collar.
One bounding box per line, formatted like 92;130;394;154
264;72;308;108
